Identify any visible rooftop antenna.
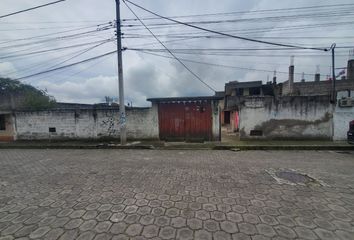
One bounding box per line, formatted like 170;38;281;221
301;72;305;82
315;65;320;82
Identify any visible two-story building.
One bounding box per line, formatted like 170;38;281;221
222;80;275;132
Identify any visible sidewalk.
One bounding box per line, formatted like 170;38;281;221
0;139;353;150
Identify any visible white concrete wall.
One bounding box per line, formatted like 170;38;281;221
15;107;159;140
333;91;354;140
333;111;353;140
239;96;333;140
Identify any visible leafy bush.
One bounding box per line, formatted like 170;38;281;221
0;78;56;110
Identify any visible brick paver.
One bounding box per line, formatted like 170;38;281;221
0;149;354;239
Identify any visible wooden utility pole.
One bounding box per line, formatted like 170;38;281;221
115;0;126;144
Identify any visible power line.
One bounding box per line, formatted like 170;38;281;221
122;21;354;42
123;33;354;40
132;50;318;76
27;50;114;84
122;20;354;34
0;39;114;60
1;45;107;77
44;40;113;70
14;50;117;81
0;26;113;51
122;3;354;21
123;0;328;51
128;47;327;51
122;11;354;29
0;24;109;45
0;20;111;24
136;51;348;58
0;0;66;19
122;0;216;92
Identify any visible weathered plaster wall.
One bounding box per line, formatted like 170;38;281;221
211;100;221;141
333;111;354;140
333;91;354;141
239;96;333;140
15;107;159;140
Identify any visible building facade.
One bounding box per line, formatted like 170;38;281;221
221;58;354;141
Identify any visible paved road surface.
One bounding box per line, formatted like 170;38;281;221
0;149;353;240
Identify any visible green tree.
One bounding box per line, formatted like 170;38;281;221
0;77;56;110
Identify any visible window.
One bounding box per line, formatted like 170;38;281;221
250;130;263;136
49;127;56;133
0;115;6;131
236;88;244;96
249;87;261;96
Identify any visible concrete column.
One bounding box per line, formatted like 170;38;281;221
347;59;354;80
288;56;294;95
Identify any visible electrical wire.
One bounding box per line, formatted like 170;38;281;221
0;26;113;52
123;0;216;92
44;39;113;70
29;51;115;84
122;11;354;29
122;21;354;36
123;0;329;51
135;51;347;58
0;24;109;45
122;3;354;21
14;50;117;81
0;0;66;19
128;47;329;52
0;39;114;60
1;45;108;77
131;50;317;76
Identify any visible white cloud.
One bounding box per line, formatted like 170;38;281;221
0;62;16;77
1;0;353;105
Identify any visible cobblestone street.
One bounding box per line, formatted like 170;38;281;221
0;149;353;240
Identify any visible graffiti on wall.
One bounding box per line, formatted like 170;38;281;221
100;111;119;136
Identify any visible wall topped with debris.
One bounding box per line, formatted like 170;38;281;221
239;96;333;140
14;106;159;140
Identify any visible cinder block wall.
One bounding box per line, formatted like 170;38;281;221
14;106;159;140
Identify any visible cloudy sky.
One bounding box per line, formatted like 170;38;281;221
0;0;353;106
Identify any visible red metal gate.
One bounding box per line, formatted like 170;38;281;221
158;101;212;141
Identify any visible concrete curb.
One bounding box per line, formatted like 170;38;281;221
0;143;353;150
212;145;354;151
0;144;155;150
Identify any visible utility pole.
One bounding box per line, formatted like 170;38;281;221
331;43;336;103
115;0;127;144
